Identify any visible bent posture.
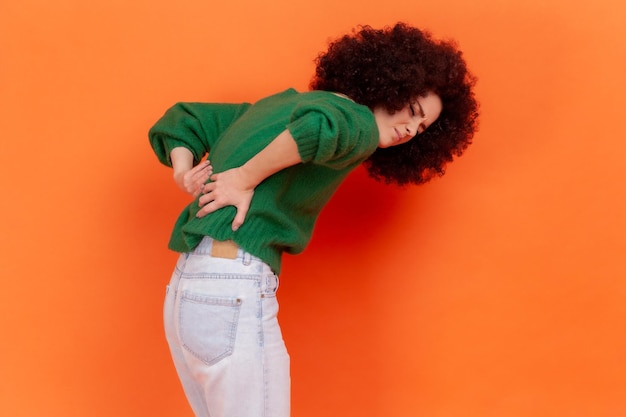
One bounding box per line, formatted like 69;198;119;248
149;22;479;417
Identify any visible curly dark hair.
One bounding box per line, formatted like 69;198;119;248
310;22;479;185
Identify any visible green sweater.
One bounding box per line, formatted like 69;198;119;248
149;88;379;274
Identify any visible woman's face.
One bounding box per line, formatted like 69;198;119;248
373;91;442;148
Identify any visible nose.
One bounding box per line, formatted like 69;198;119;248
405;120;418;137
406;115;427;137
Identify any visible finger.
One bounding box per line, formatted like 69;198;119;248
194;177;209;194
184;163;211;191
196;160;212;174
190;165;212;183
191;170;210;183
231;204;249;232
189;160;211;175
197;192;214;208
201;181;216;194
196;200;222;218
193;182;207;198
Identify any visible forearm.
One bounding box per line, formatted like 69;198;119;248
197;130;301;228
239;129;302;186
170;147;195;185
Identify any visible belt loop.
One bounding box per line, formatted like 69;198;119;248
242;251;251;266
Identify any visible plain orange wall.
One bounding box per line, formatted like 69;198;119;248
1;0;625;416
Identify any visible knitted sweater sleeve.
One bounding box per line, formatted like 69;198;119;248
148;102;251;167
286;96;378;169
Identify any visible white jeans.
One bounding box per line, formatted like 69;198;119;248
163;237;290;417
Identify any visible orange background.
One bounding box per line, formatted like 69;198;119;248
1;0;625;416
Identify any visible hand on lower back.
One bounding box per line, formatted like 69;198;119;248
196;167;255;231
174;160;213;197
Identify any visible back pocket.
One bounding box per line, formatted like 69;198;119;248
179;290;242;366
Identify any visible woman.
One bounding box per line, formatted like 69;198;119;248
149;22;478;417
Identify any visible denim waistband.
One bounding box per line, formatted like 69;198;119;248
192;237;253;261
178;237;278;293
186;236;275;277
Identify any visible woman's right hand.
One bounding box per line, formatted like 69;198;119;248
173;160;213;198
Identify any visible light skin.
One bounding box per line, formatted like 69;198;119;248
374;91;442;148
171;147;213;197
170;91;443;230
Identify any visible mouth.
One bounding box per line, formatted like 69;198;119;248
393;128;402;142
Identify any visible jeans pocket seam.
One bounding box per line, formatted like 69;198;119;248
179;291;242;366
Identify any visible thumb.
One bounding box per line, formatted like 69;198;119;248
231;204;250;232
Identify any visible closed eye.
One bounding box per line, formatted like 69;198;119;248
415;100;425;118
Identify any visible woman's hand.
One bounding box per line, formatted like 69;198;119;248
173;160;213;197
193;129;301;231
196;167;255;231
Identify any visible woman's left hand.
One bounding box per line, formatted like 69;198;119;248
196;167;255;231
174;160;213;197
